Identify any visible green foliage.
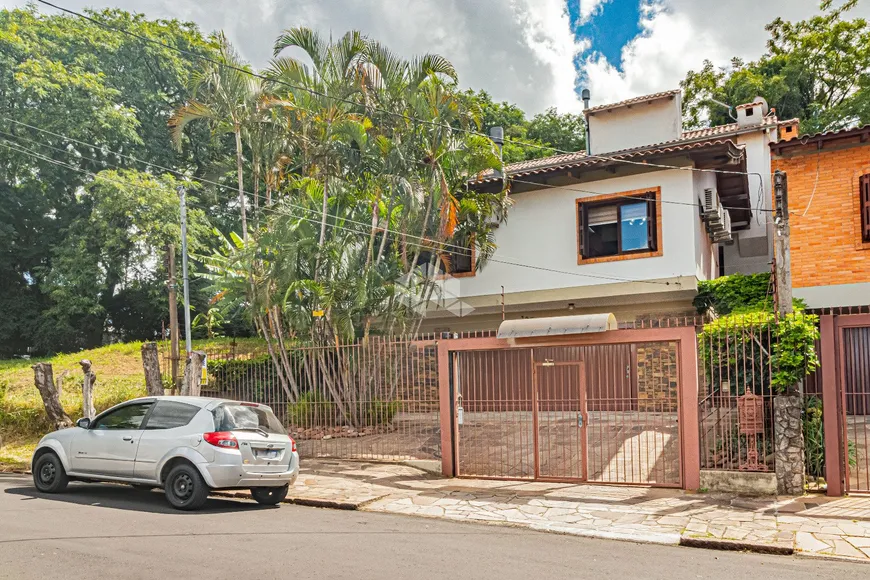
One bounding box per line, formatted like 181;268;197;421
460;90;585;163
287;390;338;426
209;355;272;401
803;396;825;478
700;311;820;395
694;273;772;316
772;312;820;390
0;6;226;356
682;1;870;133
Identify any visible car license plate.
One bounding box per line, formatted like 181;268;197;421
257;449;279;459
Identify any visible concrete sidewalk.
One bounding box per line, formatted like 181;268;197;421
274;460;870;562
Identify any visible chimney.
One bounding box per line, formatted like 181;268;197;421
490;126;504;178
778;120;799;142
736;96;769;128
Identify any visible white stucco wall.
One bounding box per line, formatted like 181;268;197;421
693;171;718;281
456;170;701;299
588;97;682;155
723;128;776;274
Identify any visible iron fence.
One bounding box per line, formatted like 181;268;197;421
698;316;777;472
158;337;440;462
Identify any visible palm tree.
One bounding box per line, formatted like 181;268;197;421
169;33;261;241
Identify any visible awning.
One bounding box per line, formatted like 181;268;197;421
496;313;618;340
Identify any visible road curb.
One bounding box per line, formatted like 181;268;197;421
529;522;681;546
680;536;794;556
212;490;386;511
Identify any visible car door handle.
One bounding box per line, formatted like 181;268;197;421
122;435;134;442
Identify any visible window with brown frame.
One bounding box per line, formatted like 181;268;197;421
578;191;658;260
443;243;475;276
861;174;870;243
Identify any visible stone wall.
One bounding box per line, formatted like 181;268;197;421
637;342;679;412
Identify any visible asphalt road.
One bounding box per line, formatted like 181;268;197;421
0;474;866;580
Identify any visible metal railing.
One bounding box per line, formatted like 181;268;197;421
159;337;440;462
698;316;776;472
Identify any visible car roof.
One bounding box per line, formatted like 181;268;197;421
125;395;242;409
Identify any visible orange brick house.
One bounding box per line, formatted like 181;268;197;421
770;125;870;308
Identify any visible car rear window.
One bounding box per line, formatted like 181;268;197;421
212;404;286;435
144;401;201;430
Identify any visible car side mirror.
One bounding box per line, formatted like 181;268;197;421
76;417;91;429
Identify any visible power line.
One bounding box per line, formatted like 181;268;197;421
34;0;775;184
0;136;675;286
0;116;774;215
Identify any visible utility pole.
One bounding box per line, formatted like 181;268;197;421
167;244;180;394
773;170;794;318
178;186;192;356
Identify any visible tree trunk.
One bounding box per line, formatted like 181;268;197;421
234;126;248;241
79;359;96;420
181;351;206;397
141;342;164;397
32;363;73;430
314;174;329;278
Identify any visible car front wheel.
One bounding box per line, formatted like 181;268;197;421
33;452;69;494
250;485;289;506
164;464;210;511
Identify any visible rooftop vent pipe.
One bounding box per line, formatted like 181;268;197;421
581;88;591;154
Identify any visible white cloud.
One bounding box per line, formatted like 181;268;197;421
578;0;611;23
2;0;585;114
580;0;870;109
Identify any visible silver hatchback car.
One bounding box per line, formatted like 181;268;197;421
31;396;299;510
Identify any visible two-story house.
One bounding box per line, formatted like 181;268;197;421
422;89;798;332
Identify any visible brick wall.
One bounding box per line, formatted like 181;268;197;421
636;342;679;412
771;139;870;290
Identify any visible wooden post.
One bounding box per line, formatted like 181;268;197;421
141;342;164;397
79;359;96;420
820;315;843;496
181;351;206;397
32;362;73;430
168;244;180;394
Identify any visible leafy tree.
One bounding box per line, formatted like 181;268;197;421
0;6;221;354
682;0;870;133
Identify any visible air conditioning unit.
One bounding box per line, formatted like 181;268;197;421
702;188;733;243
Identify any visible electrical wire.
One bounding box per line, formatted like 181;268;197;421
0;135;677;286
0;116;774;215
35;0;776;186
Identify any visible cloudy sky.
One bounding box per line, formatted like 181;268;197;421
5;0;869;115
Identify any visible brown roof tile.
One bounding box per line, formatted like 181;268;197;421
584;89;681;115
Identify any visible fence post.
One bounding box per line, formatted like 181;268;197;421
141;342;164;397
79;359;96;420
679;327;701;491
820;315;843;496
437;341;454;477
181;351;206;397
32;362;73;430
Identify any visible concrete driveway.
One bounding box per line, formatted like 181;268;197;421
0;474;867;580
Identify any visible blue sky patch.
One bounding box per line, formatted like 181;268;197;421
571;0;645;73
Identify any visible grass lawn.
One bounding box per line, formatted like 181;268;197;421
0;337;264;471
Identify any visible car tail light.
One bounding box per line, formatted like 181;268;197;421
290;437;297;453
203;431;238;449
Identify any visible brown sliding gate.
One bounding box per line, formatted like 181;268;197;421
451;338;685;487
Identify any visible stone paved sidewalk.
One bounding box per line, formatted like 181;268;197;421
284;460;870;562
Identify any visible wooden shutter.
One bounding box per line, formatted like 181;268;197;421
862;174;870;243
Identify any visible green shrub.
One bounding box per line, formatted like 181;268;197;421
287;390;339;427
804;396;825;478
694;273;772;315
700;311;819;395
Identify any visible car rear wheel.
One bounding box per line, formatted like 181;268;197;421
33;452;69;494
250;485;289;506
164;464;209;511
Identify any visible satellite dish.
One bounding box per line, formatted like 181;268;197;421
753;96;769;116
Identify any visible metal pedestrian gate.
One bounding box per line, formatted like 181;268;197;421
840;319;870;492
452;342;682;487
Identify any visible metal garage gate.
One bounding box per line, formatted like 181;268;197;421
453;342;682;487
